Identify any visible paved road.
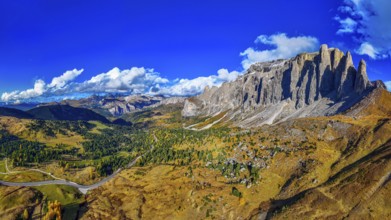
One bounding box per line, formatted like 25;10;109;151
0;156;141;194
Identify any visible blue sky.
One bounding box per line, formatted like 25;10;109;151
0;0;390;102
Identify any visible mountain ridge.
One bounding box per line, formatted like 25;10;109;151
182;44;386;127
27;104;111;123
40;94;185;117
0;107;34;119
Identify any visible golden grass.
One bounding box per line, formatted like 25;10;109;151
89;120;110;134
0;171;53;182
83;165;282;220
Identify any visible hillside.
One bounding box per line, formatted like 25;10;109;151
0;88;389;219
81;88;391;219
27;104;110;123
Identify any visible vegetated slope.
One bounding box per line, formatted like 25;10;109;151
0;107;33;119
27;104;110;123
249;89;391;220
0;186;42;220
345;87;391;117
81;89;391;219
182;44;385;127
122;102;185;129
0;184;85;220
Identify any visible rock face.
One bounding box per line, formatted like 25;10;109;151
103;95;185;116
182;45;382;127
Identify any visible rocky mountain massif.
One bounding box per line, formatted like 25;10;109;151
183;45;385;127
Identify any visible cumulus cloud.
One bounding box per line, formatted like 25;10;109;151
1;80;46;102
76;67;169;93
48;69;83;89
385;81;391;91
356;42;379;59
336;0;391;59
1;67;239;102
335;17;357;35
240;33;319;69
1;67;173;102
1;69;85;102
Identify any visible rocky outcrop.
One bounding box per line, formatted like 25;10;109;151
182;45;382;127
103;95;162;116
354;60;370;93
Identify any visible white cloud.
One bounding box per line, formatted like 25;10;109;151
216;68;240;82
335;17;357;35
76;67;169;93
385;81;391;91
240;33;319;69
1;69;84;102
0;67;241;102
48;69;83;89
155;68;240;96
1;79;46;102
356;42;379;59
0;67;172;102
336;0;391;59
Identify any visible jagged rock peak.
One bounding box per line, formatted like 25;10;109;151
331;48;344;70
345;51;354;66
321;44;328;49
354;59;370;93
320;44;329;54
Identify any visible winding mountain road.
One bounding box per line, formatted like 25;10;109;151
0;156;141;194
0;132;157;194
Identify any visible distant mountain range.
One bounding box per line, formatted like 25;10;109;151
0;107;34;119
39;94;186;117
0;105;113;124
0;95;185;125
0;102;40;111
0;94;186;123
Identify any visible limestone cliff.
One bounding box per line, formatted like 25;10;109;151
182;45;383;127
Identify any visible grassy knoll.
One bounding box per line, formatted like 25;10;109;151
34;185;85;220
0;159;6;173
88;120;110;134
